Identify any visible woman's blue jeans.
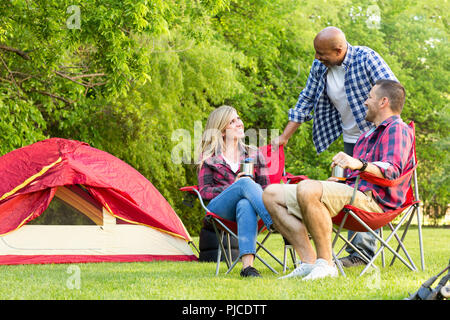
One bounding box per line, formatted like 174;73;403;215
206;178;273;258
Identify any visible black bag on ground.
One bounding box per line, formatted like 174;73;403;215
198;217;240;262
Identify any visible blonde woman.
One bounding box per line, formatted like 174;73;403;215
197;105;273;277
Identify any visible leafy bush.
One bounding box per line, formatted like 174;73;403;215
1;0;448;233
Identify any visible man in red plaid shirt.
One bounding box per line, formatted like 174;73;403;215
264;80;414;280
342;86;415;213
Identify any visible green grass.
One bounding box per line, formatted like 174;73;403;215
0;227;448;300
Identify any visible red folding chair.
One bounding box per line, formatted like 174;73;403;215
180;145;307;275
179;185;280;275
331;122;425;277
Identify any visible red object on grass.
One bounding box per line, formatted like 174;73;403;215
0;138;191;242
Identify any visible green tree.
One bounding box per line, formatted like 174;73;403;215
1;0;448;233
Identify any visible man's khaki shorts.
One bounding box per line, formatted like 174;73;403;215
283;181;383;220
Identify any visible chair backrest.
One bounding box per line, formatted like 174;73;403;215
258;145;285;184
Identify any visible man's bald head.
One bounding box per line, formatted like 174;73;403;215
314;27;347;50
313;27;348;67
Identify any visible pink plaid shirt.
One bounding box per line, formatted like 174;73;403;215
346;115;415;211
198;147;269;201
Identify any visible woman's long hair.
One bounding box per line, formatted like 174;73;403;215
197;105;247;169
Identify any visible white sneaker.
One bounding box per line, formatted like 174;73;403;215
302;259;338;281
278;263;314;279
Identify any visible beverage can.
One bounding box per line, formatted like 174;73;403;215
240;158;254;178
332;165;346;181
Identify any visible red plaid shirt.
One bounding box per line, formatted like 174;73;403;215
346;115;415;211
198;147;270;201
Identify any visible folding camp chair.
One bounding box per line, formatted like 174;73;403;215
180;145;307;275
179;185;281;275
331;122;425;277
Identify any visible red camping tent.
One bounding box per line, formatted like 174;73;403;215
0;138;196;264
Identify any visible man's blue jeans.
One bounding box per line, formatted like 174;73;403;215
344;142;378;259
206;178;273;258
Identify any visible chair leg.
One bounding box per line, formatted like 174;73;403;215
333;251;346;277
339;209;416;276
388;222;417;271
225;237;280;275
412;163;425;271
227;232;232;266
332;210;350;249
255;229;271;253
290;247;297;268
281;243;299;273
211;217;284;275
416;205;425;270
388;206;421;273
281;243;296;273
332;212;374;267
282;236;297;273
215;232;223;276
335;230;358;258
255;231;284;268
380;227;385;268
225;255;241;275
255;253;278;274
359;217;417;276
256;238;284;269
211;223;232;270
332;227;374;266
390;208;414;267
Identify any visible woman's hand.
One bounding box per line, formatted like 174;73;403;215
234;172;248;182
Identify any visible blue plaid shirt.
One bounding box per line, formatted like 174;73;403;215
289;43;397;153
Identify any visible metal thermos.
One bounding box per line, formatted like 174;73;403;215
240;158;254;178
332;165;346;181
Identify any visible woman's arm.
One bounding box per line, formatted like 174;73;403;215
198;162;225;200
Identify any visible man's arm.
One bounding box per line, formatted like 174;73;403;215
272;121;301;147
331;151;385;178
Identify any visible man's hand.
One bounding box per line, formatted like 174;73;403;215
271;121;301;149
271;134;289;149
331;152;362;171
332;151;385;178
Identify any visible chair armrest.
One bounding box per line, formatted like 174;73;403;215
359;163;418;187
282;173;309;184
179;185;199;194
179;185;210;212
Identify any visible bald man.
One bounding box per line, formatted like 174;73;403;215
271;27;398;269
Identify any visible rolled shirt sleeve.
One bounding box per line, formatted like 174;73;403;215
372;123;413;180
